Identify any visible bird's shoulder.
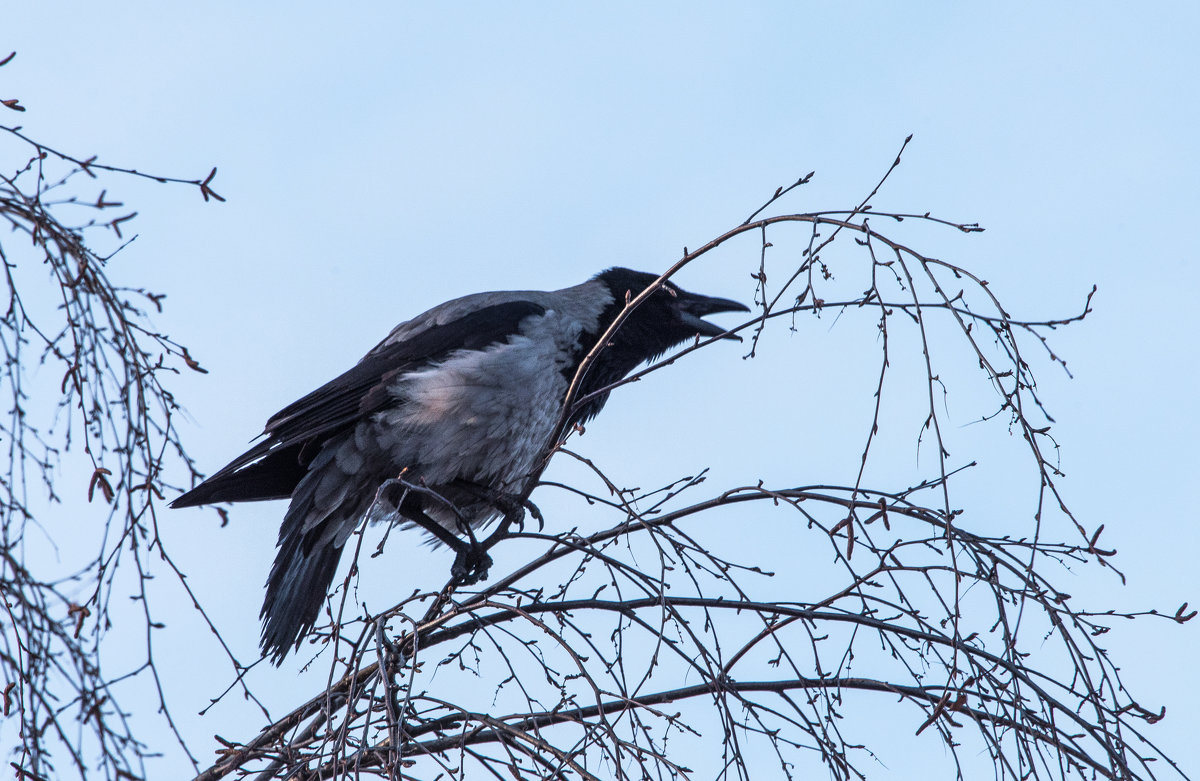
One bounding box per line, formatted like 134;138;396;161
263;297;550;441
369;281;614;358
244;279;617;451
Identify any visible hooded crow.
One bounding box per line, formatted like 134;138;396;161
172;267;747;662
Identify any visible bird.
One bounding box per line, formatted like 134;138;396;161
171;267;748;663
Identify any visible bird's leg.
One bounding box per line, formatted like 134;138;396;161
450;480;544;536
376;477;492;584
406;504;492;585
376;478;464;548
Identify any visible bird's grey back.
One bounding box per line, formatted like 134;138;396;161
370;281;613;359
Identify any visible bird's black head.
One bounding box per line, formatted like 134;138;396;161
567;267;749;425
593;267;748;359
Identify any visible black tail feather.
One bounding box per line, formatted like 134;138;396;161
259;526;344;665
171;443;310;508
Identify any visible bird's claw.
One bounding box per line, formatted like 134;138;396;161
451;480;544;534
489;491;544;534
450;543;492;585
524;499;545;532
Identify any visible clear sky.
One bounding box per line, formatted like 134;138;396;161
4;3;1197;779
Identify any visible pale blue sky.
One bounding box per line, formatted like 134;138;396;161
5;3;1197;778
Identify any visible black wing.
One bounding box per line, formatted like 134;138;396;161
171;300;546;508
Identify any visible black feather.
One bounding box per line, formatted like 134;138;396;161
170;300;545;510
169;443;312;507
265;300;547;445
568;269;696;426
259;520;344;663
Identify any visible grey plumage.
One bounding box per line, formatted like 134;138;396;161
172;268;747;663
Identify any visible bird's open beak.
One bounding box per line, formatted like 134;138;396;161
677;292;751;340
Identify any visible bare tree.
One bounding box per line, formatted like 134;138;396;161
1;52;223;780
187;138;1192;781
2;58;1190;781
